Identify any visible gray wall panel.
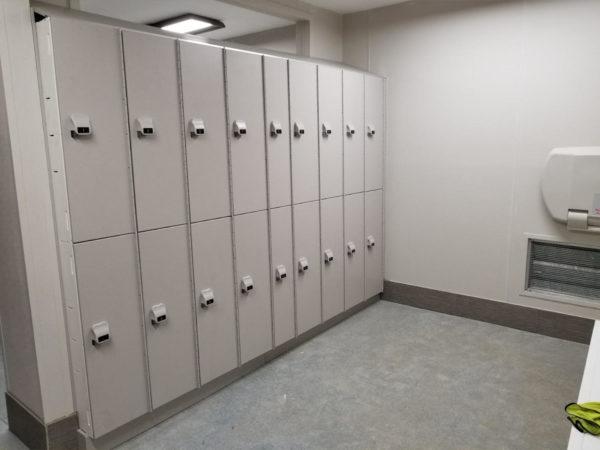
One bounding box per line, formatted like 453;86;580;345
74;234;149;437
180;41;231;222
191;217;238;384
138;225;197;408
269;206;295;346
122;31;187;231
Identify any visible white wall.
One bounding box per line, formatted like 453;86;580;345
228;25;298;54
344;0;600;319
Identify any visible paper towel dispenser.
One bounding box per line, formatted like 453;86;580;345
541;147;600;233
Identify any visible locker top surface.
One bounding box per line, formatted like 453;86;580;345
32;4;385;80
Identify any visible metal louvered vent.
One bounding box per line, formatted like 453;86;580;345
527;240;600;301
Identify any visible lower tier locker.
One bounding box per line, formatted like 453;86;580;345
320;197;345;321
73;234;149;437
234;211;273;363
269;207;295;346
365;190;384;298
138;225;197;408
293;201;322;334
191;218;238;384
344;193;365;309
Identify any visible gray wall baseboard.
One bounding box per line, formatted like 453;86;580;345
383;281;593;344
6;392;78;449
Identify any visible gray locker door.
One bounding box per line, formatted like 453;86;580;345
138;225;197;408
344;193;365;309
365;75;384;191
317;65;343;199
191;217;238;384
263;56;292;208
74;234;149;437
269;206;295;346
343;70;365;195
365;190;384;298
234;211;273;363
320;197;344;321
293;201;322;334
289;60;319;204
122;31;187;231
225;50;268;215
180;41;231;222
50;19;134;242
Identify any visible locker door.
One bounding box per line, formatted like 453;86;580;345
269;206;295;346
122;31;187;231
49;19;134;242
225;50;268;215
180;41;231;222
293;201;322;334
344;193;365;309
365;75;384;191
234;211;272;363
343;70;365;195
365;190;384;298
317;65;343;199
191;217;238;384
74;234;148;437
320;197;344;321
289;60;319;204
138;225;197;408
263;56;291;208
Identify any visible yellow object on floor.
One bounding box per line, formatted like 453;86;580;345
566;402;600;435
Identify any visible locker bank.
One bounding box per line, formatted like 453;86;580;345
1;0;600;449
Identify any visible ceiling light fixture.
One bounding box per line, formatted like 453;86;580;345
151;14;225;35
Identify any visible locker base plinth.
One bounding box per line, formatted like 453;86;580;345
77;294;380;449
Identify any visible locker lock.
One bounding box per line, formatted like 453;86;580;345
275;264;287;281
233;120;247;137
367;125;376;137
69;113;92;138
294;121;305;137
270;121;283;137
323;248;334;264
136;117;155;137
322;123;332;137
298;257;309;273
200;288;215;308
241;275;254;294
150;303;167;325
190;119;206;137
366;235;376;249
347;241;357;255
91;321;110;346
346;124;356;136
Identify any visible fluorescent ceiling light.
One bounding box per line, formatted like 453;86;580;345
151;14;225;35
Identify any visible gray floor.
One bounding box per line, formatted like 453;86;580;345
116;301;588;450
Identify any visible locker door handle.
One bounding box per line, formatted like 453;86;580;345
347;242;357;255
294;121;305;137
150;303;167;325
91;321;110;346
366;235;376;249
200;288;215;308
324;249;334;263
233;120;247;137
275;264;287;281
241;275;254;293
298;257;309;273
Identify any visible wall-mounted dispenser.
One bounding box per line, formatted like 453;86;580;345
541;147;600;233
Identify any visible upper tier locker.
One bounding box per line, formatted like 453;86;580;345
234;211;273;363
179;41;231;222
317;65;343;199
263;55;292;208
138;226;197;408
42;18;134;242
344;193;365;309
293;201;322;334
74;234;149;437
343;70;365;195
225;49;268;215
289;60;319;204
365;75;384;191
365;189;384;298
122;31;187;231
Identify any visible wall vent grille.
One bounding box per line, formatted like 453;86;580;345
527;240;600;301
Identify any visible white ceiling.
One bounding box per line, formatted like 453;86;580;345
303;0;412;15
78;0;295;39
